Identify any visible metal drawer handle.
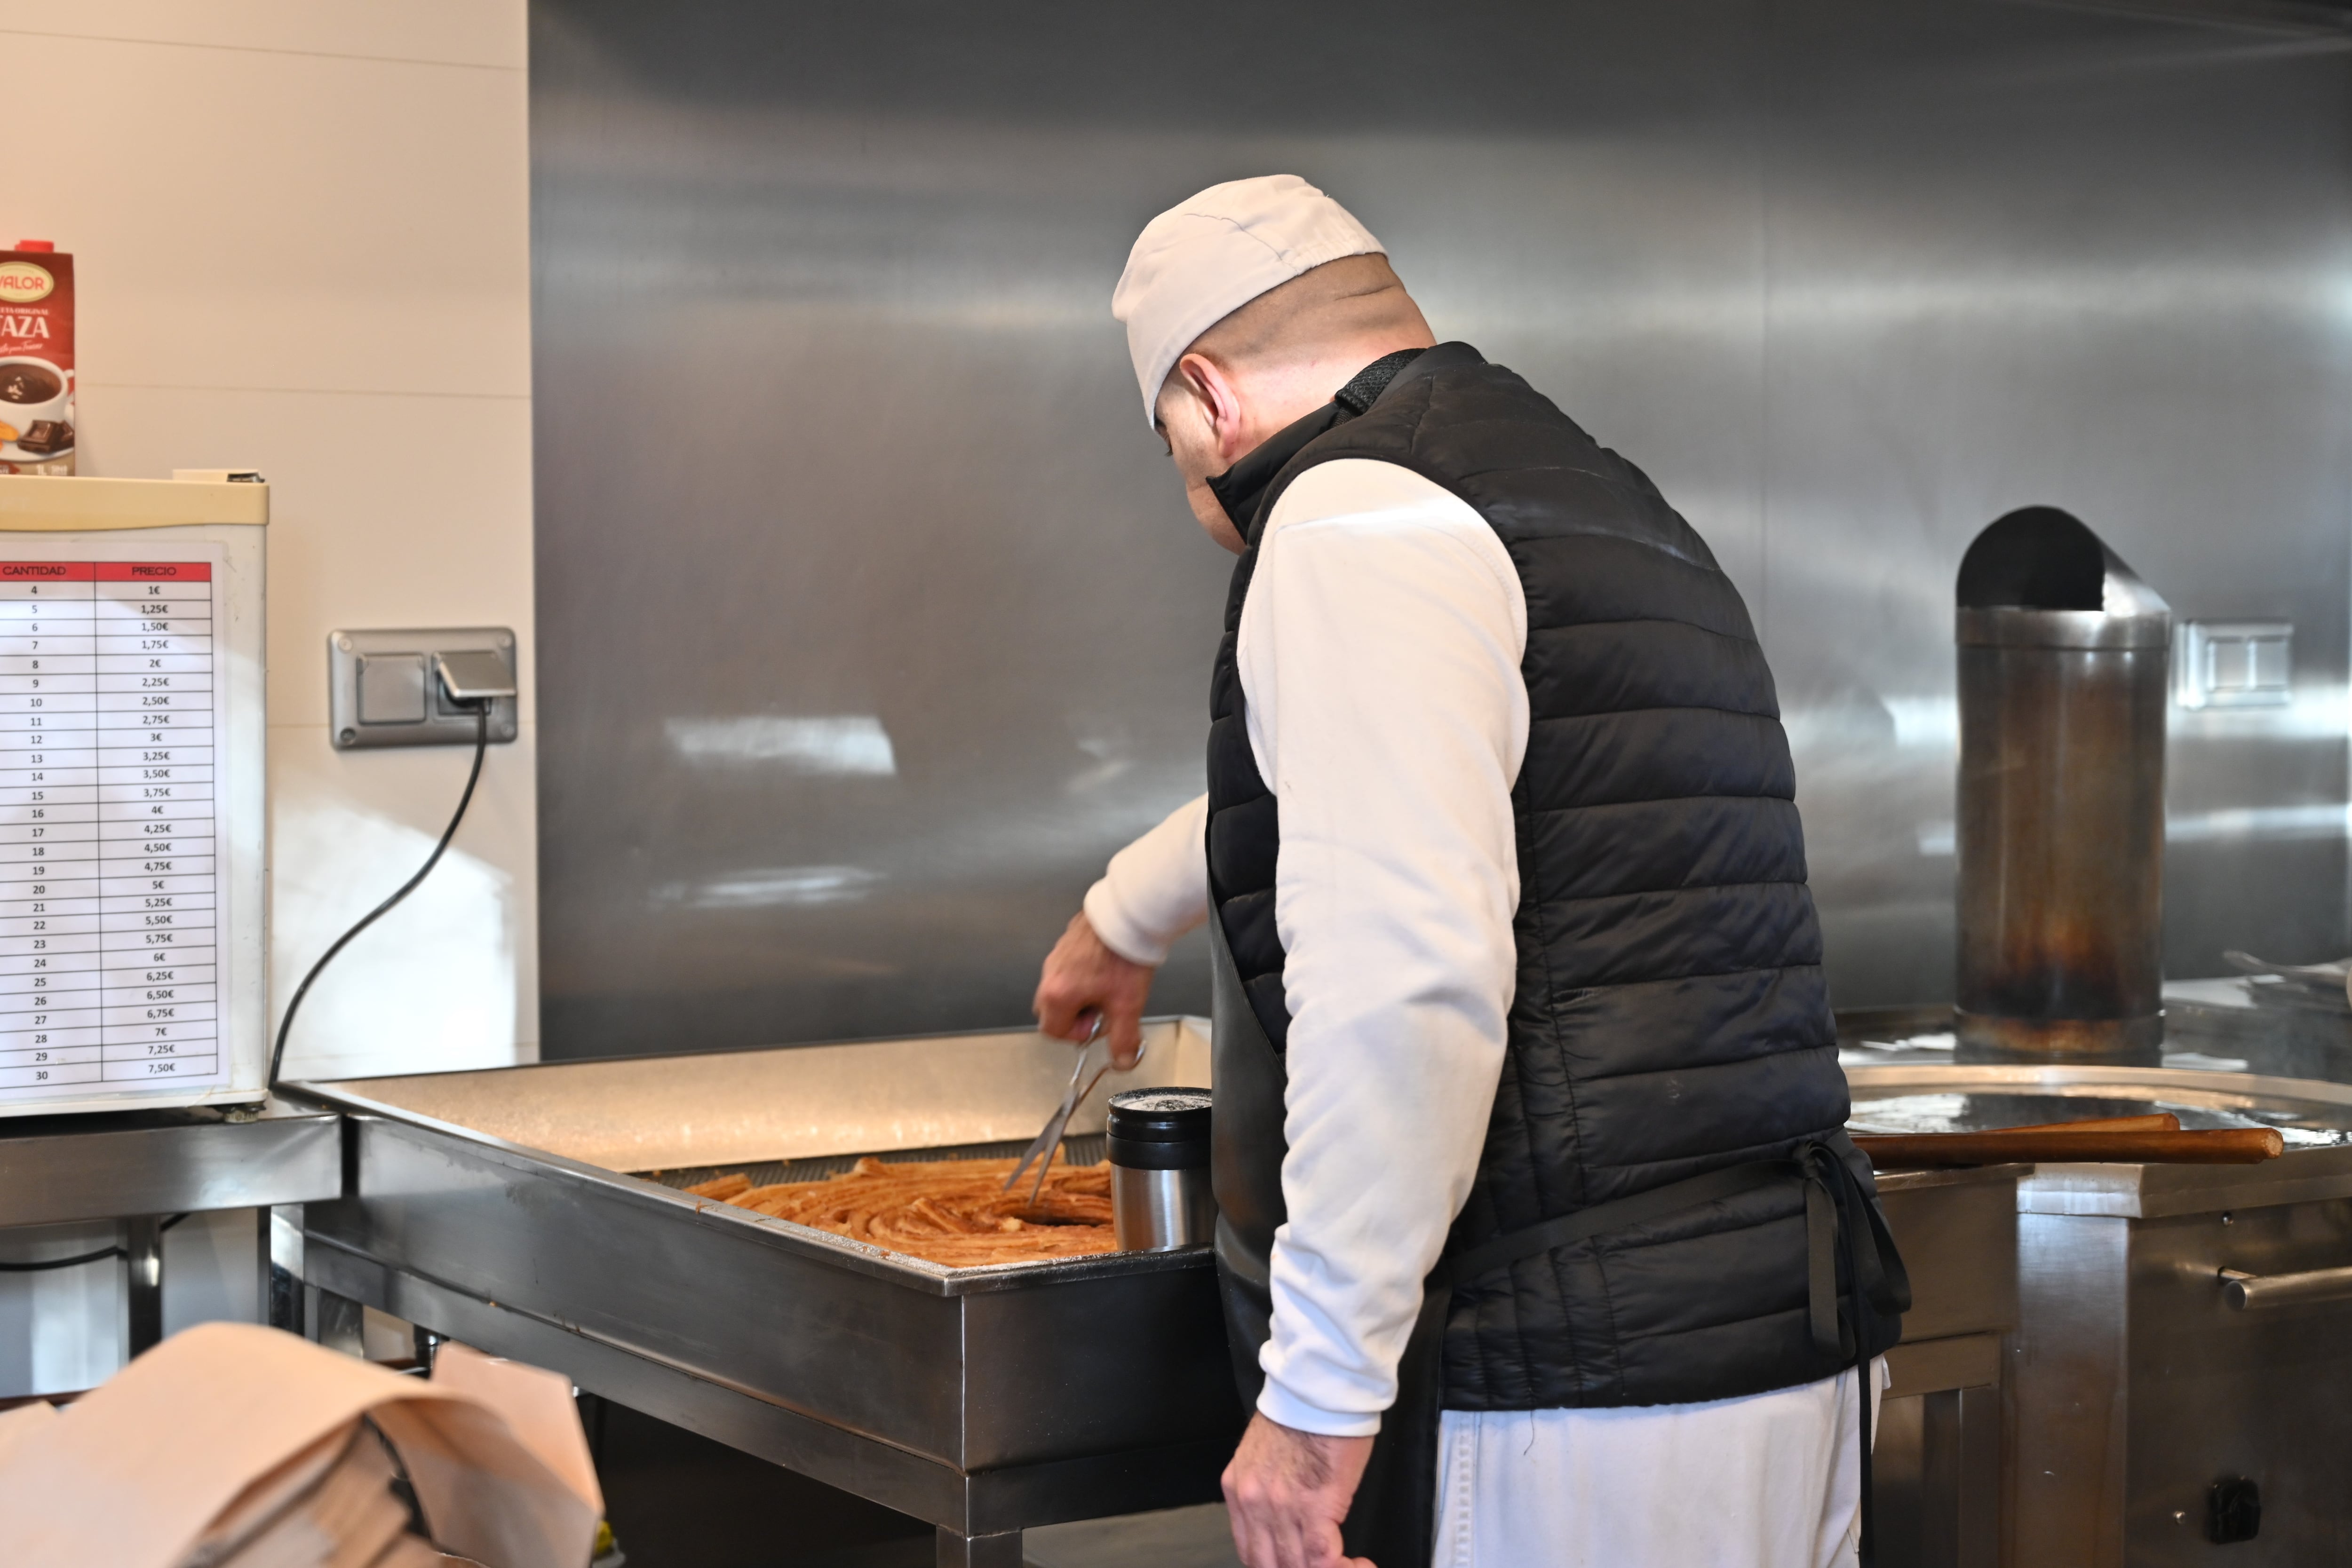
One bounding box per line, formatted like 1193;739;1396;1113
2220;1266;2352;1311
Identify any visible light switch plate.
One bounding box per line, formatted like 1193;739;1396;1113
329;628;519;749
2176;620;2293;710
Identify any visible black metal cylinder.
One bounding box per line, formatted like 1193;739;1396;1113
1955;508;2169;1062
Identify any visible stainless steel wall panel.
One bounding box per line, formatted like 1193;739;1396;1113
532;0;2352;1053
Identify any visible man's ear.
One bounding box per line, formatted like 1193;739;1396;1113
1174;352;1248;464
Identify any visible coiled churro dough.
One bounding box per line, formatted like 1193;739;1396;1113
685;1153;1117;1267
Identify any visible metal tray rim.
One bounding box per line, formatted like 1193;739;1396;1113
287;1079;1215;1298
313;1014;1215;1090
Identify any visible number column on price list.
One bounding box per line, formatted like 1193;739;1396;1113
0;562;102;1090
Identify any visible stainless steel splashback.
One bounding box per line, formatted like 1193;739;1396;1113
531;0;2352;1057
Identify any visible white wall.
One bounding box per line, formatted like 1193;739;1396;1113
8;2;538;1077
0;2;536;1393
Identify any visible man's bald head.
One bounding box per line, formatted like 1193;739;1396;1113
1171;253;1431;397
1152;253;1436;552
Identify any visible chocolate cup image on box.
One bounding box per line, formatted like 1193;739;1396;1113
0;357;69;447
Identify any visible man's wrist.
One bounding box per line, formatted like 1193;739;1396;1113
1255;1378;1383;1441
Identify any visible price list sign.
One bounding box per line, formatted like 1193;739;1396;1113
0;562;222;1094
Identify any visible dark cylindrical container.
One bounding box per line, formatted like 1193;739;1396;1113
1107;1088;1215;1251
1955;507;2169;1062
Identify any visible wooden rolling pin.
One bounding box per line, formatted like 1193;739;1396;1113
1856;1115;2282;1168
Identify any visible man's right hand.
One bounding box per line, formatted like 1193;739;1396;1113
1223;1413;1375;1568
1033;911;1155;1068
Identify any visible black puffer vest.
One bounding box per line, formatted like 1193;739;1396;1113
1205;343;1899;1426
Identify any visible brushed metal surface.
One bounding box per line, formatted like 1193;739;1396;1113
296;1237;1232;1537
2010;1211;2132;1568
1110;1165;1214;1252
286;1023;1243;1491
1849;1060;2352;1217
1955;607;2172;652
1876;1166;2020;1341
294;1109;1242;1472
323;1016;1208;1173
2115;1202;2352;1563
1957;632;2168;1058
935;1530;1023;1568
529;0;2352;1055
1871;1165;2017;1568
1875;1380;2003;1568
1884;1330;2002;1398
1955;518;2169;1060
1857;1059;2352;1562
0;1098;343;1227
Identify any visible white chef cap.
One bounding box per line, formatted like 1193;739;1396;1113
1111;174;1384;428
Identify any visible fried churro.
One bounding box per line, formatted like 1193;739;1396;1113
685;1153;1116;1267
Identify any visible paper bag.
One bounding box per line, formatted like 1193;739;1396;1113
0;1322;601;1568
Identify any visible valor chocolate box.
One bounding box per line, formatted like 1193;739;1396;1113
0;243;74;475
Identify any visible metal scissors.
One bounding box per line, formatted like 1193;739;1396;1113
1005;1014;1113;1206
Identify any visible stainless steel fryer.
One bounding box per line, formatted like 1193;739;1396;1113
1848;1062;2352;1567
284;1019;1237;1568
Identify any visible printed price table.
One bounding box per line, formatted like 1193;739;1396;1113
0;561;220;1096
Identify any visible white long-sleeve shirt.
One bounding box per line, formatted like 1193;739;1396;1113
1086;456;1526;1435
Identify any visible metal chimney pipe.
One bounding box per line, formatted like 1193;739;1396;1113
1955;507;2170;1061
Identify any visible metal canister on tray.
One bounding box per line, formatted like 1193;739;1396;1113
1106;1088;1214;1251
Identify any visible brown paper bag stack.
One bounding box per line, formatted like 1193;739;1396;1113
0;1322;602;1568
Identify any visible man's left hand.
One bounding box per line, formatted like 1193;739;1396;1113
1222;1412;1375;1568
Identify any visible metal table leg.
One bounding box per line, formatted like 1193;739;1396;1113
124;1215;164;1356
936;1526;1023;1568
304;1282;366;1356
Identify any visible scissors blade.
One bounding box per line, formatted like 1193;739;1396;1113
1005;1017;1105;1194
1027;1058;1112;1207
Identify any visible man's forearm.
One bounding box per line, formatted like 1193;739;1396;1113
1083;792;1209;965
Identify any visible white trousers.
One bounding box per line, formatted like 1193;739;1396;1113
1431;1360;1886;1568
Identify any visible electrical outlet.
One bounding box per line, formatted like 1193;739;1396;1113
329;628;519;749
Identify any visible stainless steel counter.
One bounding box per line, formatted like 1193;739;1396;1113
0;1096;342;1228
282;1002;2352;1567
1868;1163;2021;1568
0;1095;342;1358
280;1016;2078;1567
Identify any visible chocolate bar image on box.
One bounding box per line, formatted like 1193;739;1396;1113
15;420;72;455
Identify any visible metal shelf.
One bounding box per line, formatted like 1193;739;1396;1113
0;1096;341;1229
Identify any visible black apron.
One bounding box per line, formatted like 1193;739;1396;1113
1208;914;1911;1567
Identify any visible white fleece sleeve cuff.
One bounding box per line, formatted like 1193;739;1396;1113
1256;1376;1383;1440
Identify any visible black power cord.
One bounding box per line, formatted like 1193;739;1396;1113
0;1212;190;1273
267;702;492;1087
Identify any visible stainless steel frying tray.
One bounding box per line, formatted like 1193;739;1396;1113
284;1019;1236;1568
